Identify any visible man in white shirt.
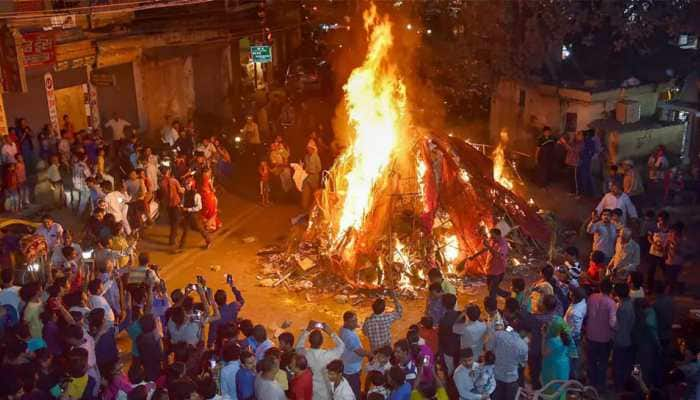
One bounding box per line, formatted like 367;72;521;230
587;209;617;260
327;359;356;400
295;322;346;400
88;279;116;327
103;182;131;234
454;348;485;400
161;120;180;147
104;113;131;141
1;134;18;165
36;214;64;251
179;178;211;250
596;183;638;225
609;227;641;281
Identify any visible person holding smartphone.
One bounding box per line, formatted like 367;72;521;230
167;281;220;346
295;320;346;400
207;274;245;349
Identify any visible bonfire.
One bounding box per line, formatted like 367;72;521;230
258;5;551;293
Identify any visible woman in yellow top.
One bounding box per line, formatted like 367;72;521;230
20;282;44;338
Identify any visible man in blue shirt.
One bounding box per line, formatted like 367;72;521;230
220;343;241;399
208;282;245;348
339;311;367;399
236;350;257;400
387;366;412;400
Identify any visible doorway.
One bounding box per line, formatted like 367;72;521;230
54;84;88;132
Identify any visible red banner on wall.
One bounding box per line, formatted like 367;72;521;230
22;31;55;68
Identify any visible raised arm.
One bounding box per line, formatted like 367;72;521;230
230;284;245;307
295;329;310;352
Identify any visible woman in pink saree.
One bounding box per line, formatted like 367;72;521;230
199;167;222;232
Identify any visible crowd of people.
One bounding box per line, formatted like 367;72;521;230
0;105;697;400
0;113;231;249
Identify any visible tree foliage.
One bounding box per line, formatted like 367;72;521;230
418;0;696;119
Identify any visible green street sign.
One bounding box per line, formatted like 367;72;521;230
250;45;272;63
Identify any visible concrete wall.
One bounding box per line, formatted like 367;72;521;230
192;44;232;125
491;79;668;155
489;80;562;155
94;62;139;133
2;66;87;133
139;54;195;138
616;123;686;162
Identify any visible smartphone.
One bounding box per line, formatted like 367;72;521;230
209;358;217;369
188;283;198;291
226;274;233;285
422;355;430;365
506;326;514;332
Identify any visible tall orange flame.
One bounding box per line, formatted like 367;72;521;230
330;5;408;256
493;129;513;190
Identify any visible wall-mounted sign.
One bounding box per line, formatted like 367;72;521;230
90;71;115;86
22;31;55;68
250;45;272;63
44;73;60;134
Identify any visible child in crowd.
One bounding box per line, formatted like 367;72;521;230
258;160;271;206
366;346;392;374
418;316;438;355
474;351;497;397
483;296;503;332
4;162;20;212
425;283;445;327
563;246;582;287
511;277;530;312
365;370;390;399
611;208;625;230
582;250;607;287
628;271;645;299
639;209;656;255
15;154;29;208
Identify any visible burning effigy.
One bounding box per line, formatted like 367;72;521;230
257;5;551;293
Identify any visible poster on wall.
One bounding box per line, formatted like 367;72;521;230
0;95;8;136
44;72;60;135
22;31;55;68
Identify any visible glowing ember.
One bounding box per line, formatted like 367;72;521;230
458;168;470;183
493;129;513;190
441;234;460;274
330;5;407;256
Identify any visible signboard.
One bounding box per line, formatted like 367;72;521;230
250;45;272;63
0;95;9;136
0;27;28;93
22;31;55;68
90;71;115;86
44;73;60;135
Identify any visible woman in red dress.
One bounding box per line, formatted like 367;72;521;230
199;167;222;232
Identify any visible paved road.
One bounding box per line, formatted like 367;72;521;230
140;188;434;337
